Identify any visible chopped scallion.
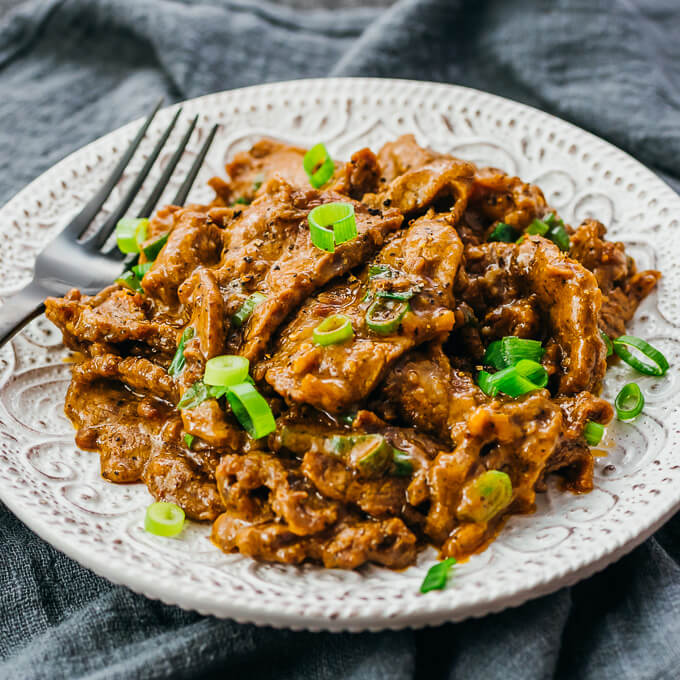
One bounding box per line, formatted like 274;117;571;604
115;217;149;254
313;314;354;346
184;433;195;448
308;202;357;253
488;222;518;243
303;143;335;188
615;383;644;421
116;270;143;293
365;298;410;335
225;382;276;439
142;232;169;261
144;502;185;537
583;421;604;446
420;558;456;593
204;355;250;387
168;327;194;377
600;330;613;357
612;335;669;376
233;292;266;328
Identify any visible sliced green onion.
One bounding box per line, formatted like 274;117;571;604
477;370;498;396
377;288;419;301
368;264;397;280
526;218;549;236
204;355;250;386
583;421;604;446
391;449;414;477
233;292;266;328
177;380;211;410
547;223;570;251
313;314;354;346
225;382;276;439
142;232;169;261
615;383;644;421
303;143;335;189
477;359;548;398
184;433;195;448
502;337;545;365
457;470;513;523
132;261;153;279
365;298;409;335
353;435;394;476
308;202;357;253
612;335;669;376
232;196;250;206
144;502;185;537
116;217;148;254
420;558;456;593
484;337;544;369
252;173;264;191
116;270;143;293
488;222;518;243
168;327;194;377
483;341;505;370
600;330;614;357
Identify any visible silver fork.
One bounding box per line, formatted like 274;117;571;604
0;100;218;348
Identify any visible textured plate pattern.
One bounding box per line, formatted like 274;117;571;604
0;78;679;632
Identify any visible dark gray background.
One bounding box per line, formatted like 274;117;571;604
0;0;394;15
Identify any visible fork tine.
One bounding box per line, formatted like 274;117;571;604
101;116;199;259
172;123;219;206
61;99;163;239
85;107;182;249
137;114;199;218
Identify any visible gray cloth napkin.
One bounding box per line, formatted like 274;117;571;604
1;1;680;678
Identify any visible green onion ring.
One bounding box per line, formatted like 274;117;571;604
613;335;669;376
115;217;148;254
615;382;645;420
232;292;266;328
225;382;276;439
313;314;354;346
526;218;549;236
308;202;357;253
365;298;410;335
303;143;335;188
204;355;250;387
144;502;185;537
600;330;614;357
583;421;605;446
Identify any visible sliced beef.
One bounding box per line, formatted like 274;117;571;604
569;219;660;338
201;177;403;361
141;207;224;306
45;286;179;357
461;236;607;395
261;217;462;413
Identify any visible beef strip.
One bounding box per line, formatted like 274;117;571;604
46;286;179;357
569;219;660;338
197;177;403;361
461;235;607;394
261;216;462;413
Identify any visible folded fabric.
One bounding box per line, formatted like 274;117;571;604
1;1;679;678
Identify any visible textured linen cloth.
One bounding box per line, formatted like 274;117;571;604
1;1;680;678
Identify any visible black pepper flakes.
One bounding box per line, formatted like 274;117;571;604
367;208;381;216
244;256;253;264
383;198;392;207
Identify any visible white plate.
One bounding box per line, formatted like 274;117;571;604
1;78;679;632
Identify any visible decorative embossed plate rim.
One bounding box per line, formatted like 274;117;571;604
1;78;679;632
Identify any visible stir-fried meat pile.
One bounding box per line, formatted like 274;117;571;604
45;135;660;570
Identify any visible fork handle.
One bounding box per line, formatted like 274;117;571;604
0;281;47;348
